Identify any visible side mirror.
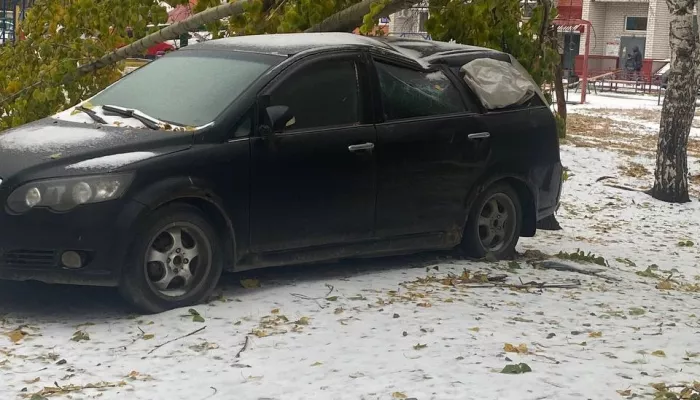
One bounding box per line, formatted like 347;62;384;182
262;105;295;136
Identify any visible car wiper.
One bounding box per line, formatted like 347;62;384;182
74;105;107;125
101;104;162;130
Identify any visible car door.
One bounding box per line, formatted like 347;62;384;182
370;57;490;239
249;51;377;253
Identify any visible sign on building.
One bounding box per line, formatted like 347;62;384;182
605;39;620;57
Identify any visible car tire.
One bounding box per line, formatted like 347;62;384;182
119;203;223;314
460;183;522;260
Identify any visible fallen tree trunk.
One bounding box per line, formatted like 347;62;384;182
77;1;251;76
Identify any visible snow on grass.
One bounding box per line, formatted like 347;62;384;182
1;98;700;400
564;92;700;138
66;152;158;171
0;125;106;153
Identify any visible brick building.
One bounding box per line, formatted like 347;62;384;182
577;0;679;79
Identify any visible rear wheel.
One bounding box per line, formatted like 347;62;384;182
119;203;223;314
460;183;522;260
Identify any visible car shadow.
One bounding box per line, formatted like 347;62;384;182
0;251;456;320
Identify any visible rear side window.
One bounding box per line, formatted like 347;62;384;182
450;65;546;111
374;61;466;121
269;59;359;131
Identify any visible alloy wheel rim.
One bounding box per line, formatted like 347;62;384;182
144;222;211;298
477;193;516;253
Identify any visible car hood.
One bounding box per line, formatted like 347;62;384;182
0;118;193;184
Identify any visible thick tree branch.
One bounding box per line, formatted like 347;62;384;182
76;0;251;76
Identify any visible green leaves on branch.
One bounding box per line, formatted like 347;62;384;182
425;0;559;87
0;0;171;130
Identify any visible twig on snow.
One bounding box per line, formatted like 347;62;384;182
147;326;206;355
198;386;218;400
235;336;250;358
538;261;622;282
596;176;616;182
603;183;645;192
290;284;335;309
461;281;581;290
531;352;560;364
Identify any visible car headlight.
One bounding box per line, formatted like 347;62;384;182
6;173;134;213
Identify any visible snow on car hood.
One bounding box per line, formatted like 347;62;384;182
0;118;192;181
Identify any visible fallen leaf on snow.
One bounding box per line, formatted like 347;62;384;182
311;362;323;367
188;309;205;323
5;329;27;343
413;343;428;350
651;350;666;357
469;327;480;332
392;392;408;399
294;317;310;326
71;331;90;342
252;329;269;338
500;363;532;374
271;308;280;314
628;307;646;316
589;331;603;338
142;334;155;340
504;343;529;354
126;371;154;381
616;389;631;396
25;380;127;398
656;280;675;290
240;279;260;289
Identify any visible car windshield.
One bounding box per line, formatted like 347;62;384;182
89;51;281;127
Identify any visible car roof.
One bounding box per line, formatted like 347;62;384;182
187;32;503;66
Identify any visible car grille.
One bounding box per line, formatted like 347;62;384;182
0;249;58;267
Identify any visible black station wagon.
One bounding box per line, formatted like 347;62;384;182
0;33;562;313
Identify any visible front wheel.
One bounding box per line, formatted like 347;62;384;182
119;203;223;314
460;183;522;260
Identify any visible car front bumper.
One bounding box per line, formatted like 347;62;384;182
0;199;146;287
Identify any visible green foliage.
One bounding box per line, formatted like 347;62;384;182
425;0;559;87
500;362;532;374
556;249;608;266
555;113;566;139
1;0;562;133
0;0;175;130
226;0;364;35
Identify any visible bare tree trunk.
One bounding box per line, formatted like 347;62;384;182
554;61;567;121
651;0;697;203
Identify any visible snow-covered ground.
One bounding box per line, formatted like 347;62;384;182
1;93;700;400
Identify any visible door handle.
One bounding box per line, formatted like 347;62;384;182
348;142;375;152
468;132;491;140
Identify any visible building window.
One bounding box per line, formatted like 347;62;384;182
418;11;429;32
625;16;648;31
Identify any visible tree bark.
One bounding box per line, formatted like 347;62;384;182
554;60;567;121
651;0;697;203
76;1;251;76
75;0;418;80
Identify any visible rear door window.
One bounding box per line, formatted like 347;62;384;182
374;61;466;121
